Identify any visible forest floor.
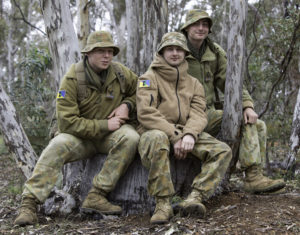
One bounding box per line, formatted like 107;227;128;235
1;144;300;234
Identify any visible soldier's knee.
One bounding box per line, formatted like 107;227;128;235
123;128;140;146
218;142;232;161
139;130;170;152
256;119;267;134
41;133;81;163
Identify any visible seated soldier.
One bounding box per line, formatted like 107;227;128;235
180;9;285;193
136;32;232;224
14;31;139;226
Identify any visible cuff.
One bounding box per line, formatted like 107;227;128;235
243;100;254;110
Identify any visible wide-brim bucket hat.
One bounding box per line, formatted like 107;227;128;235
180;9;213;33
81;31;120;56
157;32;190;54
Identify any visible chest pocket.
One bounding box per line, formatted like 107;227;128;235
204;69;213;83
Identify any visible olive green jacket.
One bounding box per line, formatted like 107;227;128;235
56;60;138;139
137;54;207;144
186;39;254;110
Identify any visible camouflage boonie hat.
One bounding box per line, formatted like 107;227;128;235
157;32;190;54
81;31;120;56
180;9;213;33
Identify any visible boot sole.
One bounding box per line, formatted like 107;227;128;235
180;204;206;218
245;182;286;194
80;207;122;215
14;220;38;227
150;219;169;225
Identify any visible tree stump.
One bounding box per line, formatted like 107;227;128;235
44;154;202;215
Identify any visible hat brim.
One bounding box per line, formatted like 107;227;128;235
158;42;190;55
81;42;120;56
180;16;213;34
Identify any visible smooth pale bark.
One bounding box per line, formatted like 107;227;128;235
76;0;90;51
125;0;140;74
6;0;17;93
102;0;126;62
40;0;80;90
141;0;168;73
220;0;247;143
0;82;37;179
284;87;300;172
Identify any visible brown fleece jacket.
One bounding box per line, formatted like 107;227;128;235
136;54;207;144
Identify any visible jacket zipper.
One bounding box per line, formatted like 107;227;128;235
175;67;181;124
150;94;154;106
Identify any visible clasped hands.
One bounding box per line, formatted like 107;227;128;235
107;103;129;131
173;134;195;160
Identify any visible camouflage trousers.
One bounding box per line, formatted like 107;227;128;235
204;109;267;169
138;130;232;199
22;124;139;203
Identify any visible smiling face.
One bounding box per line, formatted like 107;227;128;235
86;47;114;73
185;19;210;45
162;46;186;67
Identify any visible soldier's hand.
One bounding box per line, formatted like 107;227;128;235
174;139;187;160
181;134;195;153
108;116;126;131
243;108;258;124
108;104;129;119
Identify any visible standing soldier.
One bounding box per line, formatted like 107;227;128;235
137;32;232;224
14;31;139;226
181;10;285;193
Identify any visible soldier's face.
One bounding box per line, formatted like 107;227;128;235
185;19;209;43
162;46;185;67
87;47;114;72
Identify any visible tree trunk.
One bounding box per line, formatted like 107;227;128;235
40;0;81;90
283;87;300;172
141;0;168;73
6;0;17;93
125;0;140;74
219;0;247;174
76;0;90;51
0;82;37;179
102;0;127;63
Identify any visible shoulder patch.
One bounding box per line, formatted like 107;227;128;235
57;90;66;99
139;80;150;88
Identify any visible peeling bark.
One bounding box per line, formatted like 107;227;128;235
220;0;246;143
284;88;300;172
40;0;80;90
76;0;90;51
141;0;168;73
0;82;37;179
125;0;140;74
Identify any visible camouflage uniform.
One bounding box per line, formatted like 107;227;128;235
181;10;285;193
139;130;231;200
137;32;232;223
15;31;139;226
205;109;266;170
23;124;139;202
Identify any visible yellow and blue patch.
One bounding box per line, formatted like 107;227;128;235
57;90;66;99
139;80;150;88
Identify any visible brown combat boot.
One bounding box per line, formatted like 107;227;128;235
14;197;38;226
81;187;122;215
244;166;286;194
150;197;173;224
178;189;206;217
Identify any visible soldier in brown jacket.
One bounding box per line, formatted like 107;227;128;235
137;32;232;224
